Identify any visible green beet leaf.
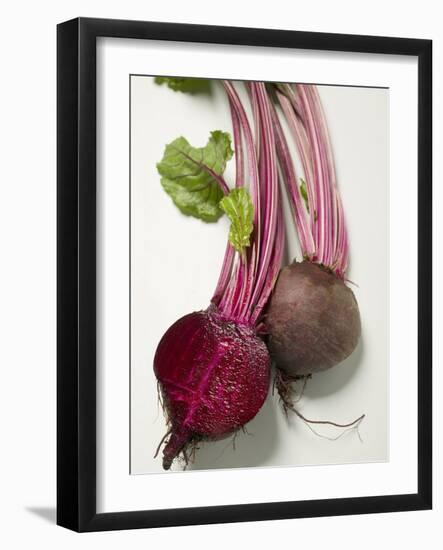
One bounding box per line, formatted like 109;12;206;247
154;76;211;94
157;131;233;222
219;187;254;253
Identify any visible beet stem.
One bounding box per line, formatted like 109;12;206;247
274;83;350;276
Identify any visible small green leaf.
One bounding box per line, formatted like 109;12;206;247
154;76;211;94
219;188;254;253
157;131;233;222
300;177;310;213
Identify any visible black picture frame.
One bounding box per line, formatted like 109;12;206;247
57;17;432;532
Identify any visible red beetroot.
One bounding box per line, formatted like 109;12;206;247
266;261;361;376
154;307;270;469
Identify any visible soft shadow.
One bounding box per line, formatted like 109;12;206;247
26;506;56;524
188;390;278;471
302;337;364;399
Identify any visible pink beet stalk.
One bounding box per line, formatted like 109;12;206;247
213;81;283;325
274;83;349;277
269;98;315;258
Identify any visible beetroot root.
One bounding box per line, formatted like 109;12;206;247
266;260;361;377
154;307;270;469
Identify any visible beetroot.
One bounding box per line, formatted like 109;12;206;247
266;261;361;376
264;83;362;401
154;81;284;469
154;308;270;469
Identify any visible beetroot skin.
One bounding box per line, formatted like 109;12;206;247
154;307;270;469
266;260;361;376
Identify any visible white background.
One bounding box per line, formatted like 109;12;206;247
0;0;440;548
130;79;389;473
99;38;414;513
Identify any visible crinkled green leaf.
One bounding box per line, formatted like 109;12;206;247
157;131;233;222
300;177;310;213
219;187;254;253
154;76;211;94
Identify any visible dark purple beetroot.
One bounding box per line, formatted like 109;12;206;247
266;260;361;377
154;307;270;469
